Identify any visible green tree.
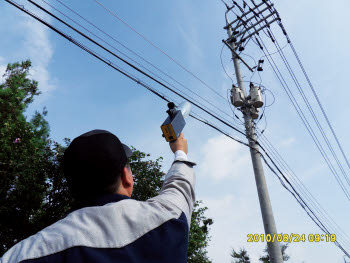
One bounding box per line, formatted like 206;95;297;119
231;244;291;263
0;60;51;254
187;201;213;263
129;147;164;201
231;248;251;263
259;243;290;263
0;60;213;262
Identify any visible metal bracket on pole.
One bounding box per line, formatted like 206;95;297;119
226;4;236;13
224;0;265;29
239;17;279;43
235;11;277;38
222;40;254;72
233;5;272;32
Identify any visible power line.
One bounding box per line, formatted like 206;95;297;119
8;0;248;152
220;44;235;83
267;0;350;177
257;25;350;201
42;0;236;125
253;11;350;196
222;0;350;256
26;0;247;138
258;132;350;248
92;0;230;102
9;0;350;256
227;1;350;200
257;5;350;189
289;40;350;174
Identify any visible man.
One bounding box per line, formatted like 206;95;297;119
1;129;196;263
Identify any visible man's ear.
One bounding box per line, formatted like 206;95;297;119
121;166;133;187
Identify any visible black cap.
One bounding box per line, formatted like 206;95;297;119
63;129;132;199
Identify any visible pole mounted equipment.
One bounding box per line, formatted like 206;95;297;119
249;83;264;108
223;1;283;263
231;84;244;107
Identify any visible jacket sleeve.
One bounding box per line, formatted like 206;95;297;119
148;156;196;227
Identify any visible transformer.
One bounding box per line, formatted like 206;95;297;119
249;83;264;108
231;85;244;107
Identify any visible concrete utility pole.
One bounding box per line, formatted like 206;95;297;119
223;2;283;263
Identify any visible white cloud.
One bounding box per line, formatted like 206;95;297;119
199;134;250;180
21;17;56;98
0;56;7;83
177;24;203;59
202;193;266;263
0;3;56;102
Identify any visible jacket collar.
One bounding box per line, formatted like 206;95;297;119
75;194;130;210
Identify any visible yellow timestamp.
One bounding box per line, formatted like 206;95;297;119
247;233;336;243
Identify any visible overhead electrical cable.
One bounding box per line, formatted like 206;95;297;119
227;2;350;200
227;0;348;203
251;3;350;189
7;0;249;150
221;44;235;83
246;0;349;253
270;31;350;188
257;132;350;247
25;0;247;138
39;0;236;125
289;40;350;174
256;27;350;200
222;0;350;255
253;23;350;260
266;0;350;178
8;0;350;256
92;0;230;102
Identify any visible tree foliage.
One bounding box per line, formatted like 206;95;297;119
0;60;213;262
259;243;290;263
129;147;164;201
0;60;51;254
231;243;290;263
231;248;251;263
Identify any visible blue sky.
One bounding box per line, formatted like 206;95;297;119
1;0;350;262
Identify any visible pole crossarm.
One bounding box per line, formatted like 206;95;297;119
231;5;272;32
239;17;279;43
227;11;278;44
222;40;254;72
224;1;265;29
237;11;277;38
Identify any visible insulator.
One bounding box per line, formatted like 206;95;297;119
257;59;264;71
278;22;287;36
231;86;244;107
249;84;264;108
267;29;275;42
239;46;245;51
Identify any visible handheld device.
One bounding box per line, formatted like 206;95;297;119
161;101;191;142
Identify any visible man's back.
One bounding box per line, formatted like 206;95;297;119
1;158;195;263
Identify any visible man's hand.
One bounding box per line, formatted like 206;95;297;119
169;133;188;154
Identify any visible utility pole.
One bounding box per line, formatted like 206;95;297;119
223;2;283;263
